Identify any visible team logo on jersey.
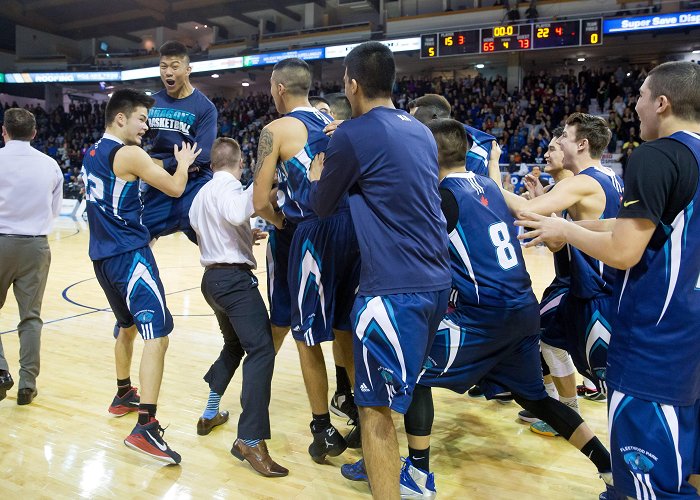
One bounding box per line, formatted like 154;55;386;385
623;451;655;473
480;195;489;207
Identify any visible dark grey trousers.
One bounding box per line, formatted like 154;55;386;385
201;266;275;440
0;236;51;390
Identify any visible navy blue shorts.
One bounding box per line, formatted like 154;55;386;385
266;222;296;328
567;295;613;389
419;302;547;401
141;169;212;243
288;210;360;345
353;288;450;414
609;390;700;499
93;246;173;340
539;283;569;346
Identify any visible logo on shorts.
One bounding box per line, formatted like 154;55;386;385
379;367;395;384
359;383;370;393
422;357;436;371
134;309;155;324
623;451;655;473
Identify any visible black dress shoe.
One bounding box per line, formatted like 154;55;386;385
17;388;37;405
0;370;13;401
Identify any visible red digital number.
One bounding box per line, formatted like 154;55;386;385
518;38;530;49
555;27;563;36
458;35;465;45
483;41;495;52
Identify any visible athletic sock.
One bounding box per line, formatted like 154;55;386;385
408;446;430;473
138;403;157;425
117;377;131;397
202;390;222;419
544;382;559;400
240;438;261;447
560;395;580;414
580;437;611;473
311;413;332;433
335;365;352;394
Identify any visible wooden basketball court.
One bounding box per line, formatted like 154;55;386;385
0;218;608;499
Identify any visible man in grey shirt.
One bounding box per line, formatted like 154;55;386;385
0;108;63;405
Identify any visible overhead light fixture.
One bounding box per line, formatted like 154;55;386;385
211;73;220;78
204;24;208;28
475;63;485;69
693;49;700;54
626;72;631;77
242;82;250;87
577;57;586;62
145;90;153;95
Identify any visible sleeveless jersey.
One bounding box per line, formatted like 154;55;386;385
441;172;537;311
608;130;700;406
279;107;347;224
464;124;495;177
569;166;624;299
82;135;150;260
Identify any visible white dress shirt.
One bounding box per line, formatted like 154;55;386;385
189;170;256;267
0;140;63;235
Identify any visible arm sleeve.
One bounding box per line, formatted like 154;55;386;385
439;187;459;233
309;128;361;218
222;184;255;225
617;144;678;224
191;102;217;167
51;161;64;218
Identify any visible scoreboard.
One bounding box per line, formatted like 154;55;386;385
420;18;602;58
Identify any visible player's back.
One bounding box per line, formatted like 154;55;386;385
279;107;343;224
332;107;451;295
569;166;623;299
610;131;700;406
81;135;149;260
441;172;537;313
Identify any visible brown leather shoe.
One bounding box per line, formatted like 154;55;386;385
197;410;229;435
231;439;289;477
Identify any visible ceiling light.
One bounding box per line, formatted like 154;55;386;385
626;72;631;77
145;90;152;95
693;49;700;54
475;63;485;69
577;57;586;62
242;82;250;87
204;24;208;28
211;73;220;78
195;26;199;30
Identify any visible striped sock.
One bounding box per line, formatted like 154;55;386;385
202;390;221;419
240;438;261;447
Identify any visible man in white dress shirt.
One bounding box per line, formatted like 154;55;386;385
0;108;63;405
189;137;288;477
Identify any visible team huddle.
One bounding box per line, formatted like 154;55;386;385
79;39;700;499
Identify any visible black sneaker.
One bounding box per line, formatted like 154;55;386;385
493;391;514;404
467;385;484;398
330;391;358;425
345;420;361;449
0;370;13;402
308;425;347;463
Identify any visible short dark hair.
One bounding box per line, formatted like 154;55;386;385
309;96;329;108
344;41;395;99
105;89;155;125
159;40;189;62
3;108;36;141
646;61;700;122
413;94;451;124
272;58;311;96
427;118;471;167
551;126;564;138
211;137;241;170
565;112;611;159
325;93;352;120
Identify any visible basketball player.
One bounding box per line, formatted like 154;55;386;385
341;120;612;496
252;58;361;462
308;96;331;116
409;93;496;176
308;41;452;499
518;61;700;500
325;93;352;121
487;113;623;397
82;89;201;464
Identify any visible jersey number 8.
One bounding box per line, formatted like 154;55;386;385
488;222;518;270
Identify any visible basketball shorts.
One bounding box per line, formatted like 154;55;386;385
418;302;547;401
353;288;450;414
539;282;569;346
93;246;173;340
609;389;700;499
288;209;360;345
142;169;212;243
266;222;296;328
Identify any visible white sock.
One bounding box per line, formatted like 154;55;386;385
560;395;580;414
545;382;559;400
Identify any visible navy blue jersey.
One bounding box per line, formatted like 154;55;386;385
82;134;149;260
609;131;700;406
464;125;495;177
278;107;347;224
310;107;451;295
441;172;537;311
569;166;624;299
148;88;217;173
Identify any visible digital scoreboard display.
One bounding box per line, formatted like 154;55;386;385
420;18;603;58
